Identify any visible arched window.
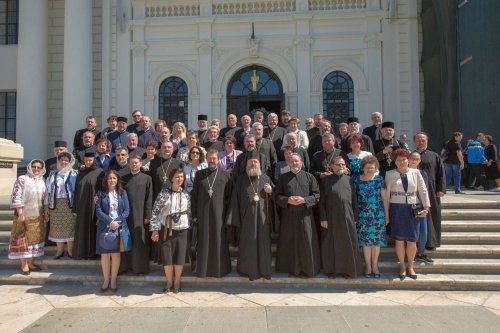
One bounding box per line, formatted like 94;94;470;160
159;76;188;128
322;71;354;129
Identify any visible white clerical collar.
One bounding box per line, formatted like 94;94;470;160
131;170;141;175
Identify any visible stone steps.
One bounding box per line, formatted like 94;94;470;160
441;232;500;244
441;209;500;220
1;257;499;274
1;267;500;290
442;220;500;232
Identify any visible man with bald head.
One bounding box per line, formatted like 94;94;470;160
220;113;241;138
264;113;287;153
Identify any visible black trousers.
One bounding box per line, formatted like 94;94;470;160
467;164;485;188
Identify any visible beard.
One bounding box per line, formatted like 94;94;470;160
117;160;127;167
208;163;217;170
84;141;93;148
128;144;137;149
246;147;255;152
334;168;344;176
246;166;262;177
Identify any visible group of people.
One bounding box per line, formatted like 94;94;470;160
9;109;450;292
441;132;500;194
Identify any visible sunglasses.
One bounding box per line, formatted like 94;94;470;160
191;151;201;155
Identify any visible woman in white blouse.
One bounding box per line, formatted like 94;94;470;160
281;117;309;149
150;168;191;294
183;146;208;194
386;149;430;281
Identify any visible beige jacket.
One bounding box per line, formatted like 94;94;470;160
385;168;431;207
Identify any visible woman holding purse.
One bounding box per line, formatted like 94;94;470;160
95;170;131;292
150;167;191;294
386;149;430;280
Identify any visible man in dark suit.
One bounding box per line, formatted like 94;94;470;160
341;117;374;154
362;112;383;144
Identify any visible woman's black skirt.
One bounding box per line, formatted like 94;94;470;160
158;227;190;266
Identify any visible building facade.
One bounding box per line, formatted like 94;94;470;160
0;0;422;159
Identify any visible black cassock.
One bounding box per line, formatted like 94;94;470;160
72;166;104;259
418;149;446;248
227;174;274;280
149;157;184;200
119;171;153;274
192;168;233;277
275;170;320;277
319;174;362;277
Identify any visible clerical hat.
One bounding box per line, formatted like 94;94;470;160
84;151;95;158
347;117;359;124
382;121;395;129
198;114;208;121
54;140;67;148
117;116;128;122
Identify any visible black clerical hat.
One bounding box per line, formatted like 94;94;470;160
54;140;67;148
198;114;208;121
347;117;359;124
84;151;95;158
382;121;394;129
117;116;128;122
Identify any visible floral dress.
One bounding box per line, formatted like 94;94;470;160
347;151;373;181
353;175;387;247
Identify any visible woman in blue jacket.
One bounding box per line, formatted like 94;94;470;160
96;170;131;292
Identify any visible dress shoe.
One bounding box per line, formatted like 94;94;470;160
28;264;42;272
162;287;172;293
371;273;381;279
100;286;109;293
407;269;417;280
173;288;181;294
455;191;467;194
20;269;31;276
53;253;64;260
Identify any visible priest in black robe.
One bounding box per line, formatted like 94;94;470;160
234;134;272;179
148;141;183;200
310;133;349;183
414;132;446;249
227;158;274;280
275;153;320;277
192;149;233;277
111;147;131;178
202;126;224;152
319;156;362;278
264;113;287;153
340;117;374;154
197;114;209;143
72;153;104;259
374;121;406;177
119;154;153;274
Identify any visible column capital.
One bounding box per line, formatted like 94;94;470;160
294;36;314;51
248;38;260;58
196;39;215;54
131;42;148;56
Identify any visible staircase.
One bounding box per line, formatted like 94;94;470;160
1;195;500;290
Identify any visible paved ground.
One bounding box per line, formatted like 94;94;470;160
2;283;500;332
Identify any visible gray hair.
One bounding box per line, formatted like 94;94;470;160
286;132;297;140
127;132;138;138
252;122;263;129
208;125;220;133
268;113;278;119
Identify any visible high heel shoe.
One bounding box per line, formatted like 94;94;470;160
28;264;42;272
53;253;64;260
20;269;31;276
406;268;417;280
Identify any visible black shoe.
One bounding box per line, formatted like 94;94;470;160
398;273;406;281
455;191;467;194
28;264;42;272
110;287;118;292
371;273;381;279
162;287;172;293
416;253;434;264
100;286;109;293
173;288;181;294
20;269;31;276
53;253;64;260
406;269;417;280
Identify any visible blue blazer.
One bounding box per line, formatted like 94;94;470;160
95;190;132;253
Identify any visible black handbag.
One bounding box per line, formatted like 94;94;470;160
411;204;422;218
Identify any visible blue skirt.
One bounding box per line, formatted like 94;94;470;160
389;203;420;242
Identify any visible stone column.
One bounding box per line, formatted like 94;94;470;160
294;15;313;121
196;19;214;124
62;0;93;145
16;0;48;159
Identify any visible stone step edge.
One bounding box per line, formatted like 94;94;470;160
2;271;500;291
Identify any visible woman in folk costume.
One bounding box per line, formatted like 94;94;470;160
44;152;78;259
9;159;47;275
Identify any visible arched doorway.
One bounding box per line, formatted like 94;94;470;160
322;71;354;131
227;65;283;125
159;76;188;128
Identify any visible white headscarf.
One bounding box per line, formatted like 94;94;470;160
23;159;46;219
56;152;76;177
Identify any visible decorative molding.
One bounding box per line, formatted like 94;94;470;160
214;48;230;63
146;3;200;17
212;1;296;15
294;36;314;51
279;46;294;61
308;0;366;11
248;38;260;57
131;42;148;56
196;39;215;54
363;32;381;48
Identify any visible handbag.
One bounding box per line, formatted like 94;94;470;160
411;204;422;218
119;229;125;252
98;227;119;251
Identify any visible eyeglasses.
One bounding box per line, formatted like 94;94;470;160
116;154;127;156
191;152;201;155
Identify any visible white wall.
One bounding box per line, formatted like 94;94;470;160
0;46;17;90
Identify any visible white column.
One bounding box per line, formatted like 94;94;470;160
294;15;313;120
16;0;48;159
196;19;214;120
62;0;93;144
